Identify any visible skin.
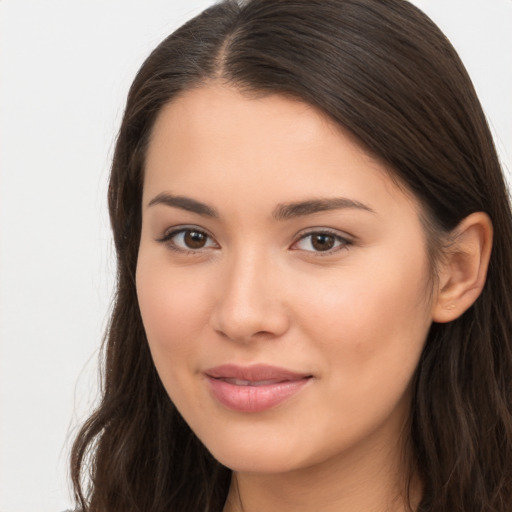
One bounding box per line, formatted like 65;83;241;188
136;85;491;511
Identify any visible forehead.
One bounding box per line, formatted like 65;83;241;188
143;84;419;219
146;85;344;165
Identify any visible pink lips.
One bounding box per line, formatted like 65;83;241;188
204;364;312;413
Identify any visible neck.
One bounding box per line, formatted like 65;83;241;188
223;430;421;512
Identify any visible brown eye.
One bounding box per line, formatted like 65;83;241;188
184;230;208;249
292;230;350;254
311;234;335;251
160;227;218;252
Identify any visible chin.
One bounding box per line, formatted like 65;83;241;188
199;433;305;474
214;451;303;474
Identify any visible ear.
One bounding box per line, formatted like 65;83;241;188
432;212;493;323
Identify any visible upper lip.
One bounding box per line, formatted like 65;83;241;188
204;364;312;383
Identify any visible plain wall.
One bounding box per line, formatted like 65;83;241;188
0;1;510;511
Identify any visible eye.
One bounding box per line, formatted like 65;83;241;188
158;227;218;252
291;230;351;253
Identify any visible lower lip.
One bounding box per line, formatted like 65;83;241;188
206;376;311;413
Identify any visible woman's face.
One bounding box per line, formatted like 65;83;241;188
137;85;437;474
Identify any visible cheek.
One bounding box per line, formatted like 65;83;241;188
136;258;210;371
294;250;432;389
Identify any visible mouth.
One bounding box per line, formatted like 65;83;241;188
219;378;292;386
204;364;313;413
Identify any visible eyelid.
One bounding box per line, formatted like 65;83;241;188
290;228;354;254
155;225;353;255
156;225;220;252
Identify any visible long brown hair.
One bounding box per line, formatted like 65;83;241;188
71;1;512;510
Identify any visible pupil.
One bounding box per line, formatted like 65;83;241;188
312;234;334;251
185;230;206;248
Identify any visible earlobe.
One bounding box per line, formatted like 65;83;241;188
432;212;493;323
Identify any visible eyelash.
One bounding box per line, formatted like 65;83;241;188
157;226;352;255
157;226;218;254
292;229;352;255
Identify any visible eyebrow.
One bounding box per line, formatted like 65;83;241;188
272;198;375;220
147;192;375;219
148;193;219;218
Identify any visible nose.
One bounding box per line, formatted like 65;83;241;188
210;250;290;343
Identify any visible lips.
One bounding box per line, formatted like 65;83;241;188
221;378;286;386
204;364;312;413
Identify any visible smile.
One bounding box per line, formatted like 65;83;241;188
204;364;312;413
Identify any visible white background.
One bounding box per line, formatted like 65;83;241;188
0;1;511;511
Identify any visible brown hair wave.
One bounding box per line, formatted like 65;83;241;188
71;1;512;511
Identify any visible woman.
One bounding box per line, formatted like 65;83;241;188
70;0;512;510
